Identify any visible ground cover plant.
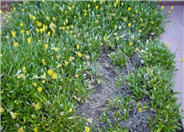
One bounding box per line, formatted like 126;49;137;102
1;0;183;132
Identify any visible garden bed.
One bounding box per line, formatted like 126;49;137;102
1;1;183;132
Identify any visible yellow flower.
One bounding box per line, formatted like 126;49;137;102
128;7;131;11
54;47;59;52
182;58;184;62
52;17;56;21
166;44;170;47
36;28;39;32
23;66;26;73
35;103;41;110
85;127;90;132
11;31;16;37
138;107;142;112
88;4;90;8
21;30;25;34
33;82;37;87
69;56;74;61
77;52;82;57
65;61;69;65
56;55;61;60
48;31;51;36
76;44;80;49
42;59;46;65
93;0;96;3
36;21;42;27
37;87;42;93
52;72;57;79
18;128;24;132
128;23;131;27
171;6;174;10
10;112;17;119
14;42;18;48
45;44;49;49
96;6;98;9
103;37;107;41
20;22;24;27
48;69;53;76
114;25;118;29
34;127;38;132
69;108;73;112
68;6;72;11
129;42;133;46
116;37;119;41
0;10;3;14
100;0;103;4
57;63;61;68
26;31;29;35
27;37;31;44
161;6;164;10
0;107;4;113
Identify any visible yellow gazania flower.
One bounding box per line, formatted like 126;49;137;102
13;7;16;11
52;17;56;21
36;21;42;27
0;107;4;113
34;127;38;132
20;22;24;27
69;56;74;61
65;61;69;66
76;44;80;49
166;44;170;47
10;112;17;119
161;5;164;10
77;52;82;57
33;82;37;87
52;72;57;79
138;107;142;112
181;58;184;62
48;69;53;76
171;6;174;10
114;2;117;7
14;42;18;48
45;44;49;49
0;10;3;14
88;4;90;8
57;63;61;68
21;30;25;34
35;103;41;110
23;66;26;73
26;31;29;35
27;37;31;44
56;55;61;60
96;6;98;9
54;47;59;52
100;0;103;4
93;0;96;3
37;87;42;93
128;23;131;27
68;6;72;11
85;127;90;132
103;37;107;41
129;42;133;46
42;59;46;65
36;28;39;32
11;31;16;37
128;7;131;11
69;108;73;112
48;32;51;36
18;128;24;132
116;37;119;41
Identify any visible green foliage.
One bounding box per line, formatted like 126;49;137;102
1;0;180;131
127;66;183;131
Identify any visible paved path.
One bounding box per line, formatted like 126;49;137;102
160;5;184;125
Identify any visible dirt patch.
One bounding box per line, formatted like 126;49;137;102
75;51;121;123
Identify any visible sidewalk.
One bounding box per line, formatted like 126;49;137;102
160;5;184;125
